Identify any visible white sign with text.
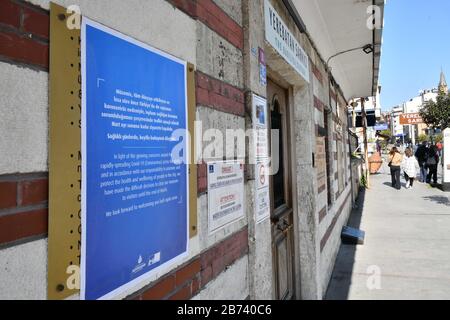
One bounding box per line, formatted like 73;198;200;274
264;0;310;83
207;161;245;234
253;94;271;224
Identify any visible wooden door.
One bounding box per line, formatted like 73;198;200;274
267;79;295;300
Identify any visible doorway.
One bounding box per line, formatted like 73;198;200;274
267;79;295;300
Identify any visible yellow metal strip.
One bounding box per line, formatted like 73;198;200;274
48;2;81;300
187;63;198;238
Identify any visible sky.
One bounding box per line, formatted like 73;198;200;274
379;0;450;111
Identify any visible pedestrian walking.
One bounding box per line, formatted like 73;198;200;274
415;141;428;183
426;145;440;185
401;148;418;189
388;147;403;190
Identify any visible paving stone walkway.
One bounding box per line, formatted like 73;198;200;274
326;163;450;300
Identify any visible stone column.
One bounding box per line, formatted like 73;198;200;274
242;0;274;300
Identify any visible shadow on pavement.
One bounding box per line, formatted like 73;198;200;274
423;196;450;207
383;181;407;189
324;187;366;300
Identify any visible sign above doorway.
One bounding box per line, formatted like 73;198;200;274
264;0;310;83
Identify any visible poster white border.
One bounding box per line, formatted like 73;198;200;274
81;17;189;300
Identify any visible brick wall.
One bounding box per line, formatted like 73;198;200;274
0;173;48;247
311;61;324;85
0;0;49;70
169;0;243;50
0;0;49;248
196;71;245;117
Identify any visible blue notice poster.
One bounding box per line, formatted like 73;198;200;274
81;19;188;300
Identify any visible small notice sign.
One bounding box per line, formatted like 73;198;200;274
253;94;270;224
207;161;245;234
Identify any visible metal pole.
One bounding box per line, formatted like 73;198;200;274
361;98;370;189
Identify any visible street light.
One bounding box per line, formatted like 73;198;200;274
326;44;373;68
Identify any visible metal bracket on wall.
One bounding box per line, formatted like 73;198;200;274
187;63;198;239
48;3;82;300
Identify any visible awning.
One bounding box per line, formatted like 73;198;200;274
290;0;385;100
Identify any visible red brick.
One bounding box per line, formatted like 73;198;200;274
209;92;244;116
223;86;244;103
0;0;21;29
197;165;208;193
312;62;323;84
197;162;207;178
167;0;197;18
318;206;327;223
200;265;213;286
0;181;17;209
168;284;191;300
200;247;214;269
223;247;238;266
314;96;324;113
226;31;244;52
175;259;201;287
141;275;175;300
198;176;207;194
0;209;48;245
196;72;211;90
0;30;49;69
22;7;50;39
19;178;48;206
197;0;221;19
191;277;200;296
211;254;226;276
196;87;210;105
169;0;243;50
196;0;243;50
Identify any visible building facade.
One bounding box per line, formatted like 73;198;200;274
390;71;447;144
0;0;383;300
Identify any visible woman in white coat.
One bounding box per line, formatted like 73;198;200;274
401;148;419;189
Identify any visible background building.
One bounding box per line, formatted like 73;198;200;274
389;71;446;144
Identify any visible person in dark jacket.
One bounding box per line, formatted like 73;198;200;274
415;141;428;183
426;145;440;185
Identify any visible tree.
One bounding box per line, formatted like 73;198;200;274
379;129;392;139
418;134;429;143
434;133;443;143
420;93;450;130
